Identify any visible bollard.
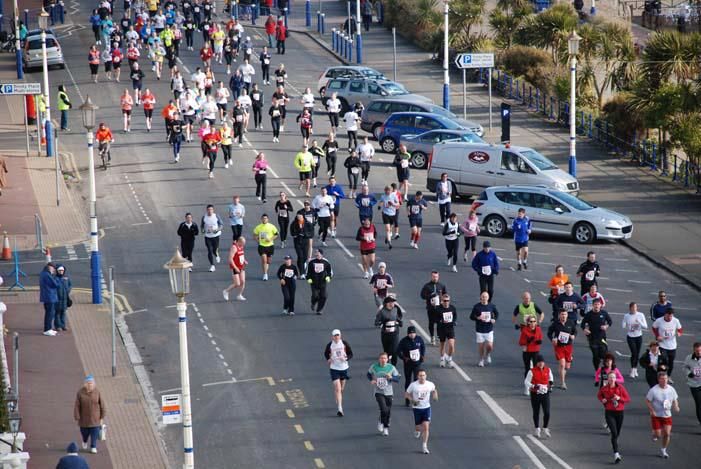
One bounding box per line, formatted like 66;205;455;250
535;88;540;112
661;147;668;176
356;32;362;64
673;155;678;181
549;96;554;120
684;160;689;187
521;82;526;105
306;0;311;27
348;38;353;62
284;7;288;28
588;114;593;138
317;11;321;33
528;86;533;108
59;1;65;24
332;28;337;52
508;76;513;99
321;13;325;34
650;142;657;170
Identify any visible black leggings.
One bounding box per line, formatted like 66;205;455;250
445;238;458;265
318;217;331;241
523;351;538;377
278;217;289;241
204;236;220;265
255;173;267;200
626;336;642;368
208;152;217;171
464;236;477;253
375;394;393;428
253;106;262;127
281;282;296;313
294;239;306;272
381;332;399;366
347;170;359;191
427;309;438;338
271;119;281;137
530;393;550;428
604;410;624;453
403;362;420;391
361;161;371;181
328;112;339;128
261;64;270;82
660;347;676;377
311;284;327;312
231;225;242;241
439;202;452;223
589;341;609;371
326;154;337;175
347;130;357;148
234;123;244;144
691;386;701;425
479;275;494;300
222;144;232;163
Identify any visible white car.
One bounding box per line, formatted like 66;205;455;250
23;33;64;71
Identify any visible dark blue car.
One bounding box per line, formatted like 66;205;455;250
377;112;468;153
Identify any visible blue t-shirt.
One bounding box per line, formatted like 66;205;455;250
407;198;428;219
512;216;531;243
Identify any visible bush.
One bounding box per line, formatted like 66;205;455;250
498;45;564;96
601;94;646;141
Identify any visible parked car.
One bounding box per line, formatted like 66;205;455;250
426;142;578;196
23;33;64;71
376;112;466;153
400;130;484;169
470;185;633;244
323;77;431;114
362;98;484;138
317;66;385;96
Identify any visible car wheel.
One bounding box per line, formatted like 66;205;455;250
371;124;382;140
484;215;507;237
410;151;428;169
380;137;396;153
573;222;596;244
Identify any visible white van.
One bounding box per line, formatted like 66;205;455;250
426;142;578;197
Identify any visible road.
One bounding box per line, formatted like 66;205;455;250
25;3;701;468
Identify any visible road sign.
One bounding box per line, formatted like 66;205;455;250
162;394;182;425
0;83;42;95
454;53;495;70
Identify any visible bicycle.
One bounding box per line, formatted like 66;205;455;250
98;141;112;169
0;33;16;53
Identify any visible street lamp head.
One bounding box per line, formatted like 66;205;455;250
38;9;49;31
568;31;581;56
8;411;20;435
79;95;98;131
164;248;192;298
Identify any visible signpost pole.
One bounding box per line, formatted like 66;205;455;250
22;96;29;157
392;27;397;82
488;67;493;131
462;68;466;119
35;98;42;156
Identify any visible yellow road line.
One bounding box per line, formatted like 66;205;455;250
304;441;314;451
294;424;304;434
314;458;325;468
286;409;295;418
276;392;286;403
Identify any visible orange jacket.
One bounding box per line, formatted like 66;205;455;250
142;92;156;110
161;104;177;120
95;127;113;142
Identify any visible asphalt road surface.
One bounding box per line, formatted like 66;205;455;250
27;5;701;468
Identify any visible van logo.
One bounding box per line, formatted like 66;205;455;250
468;151;490;164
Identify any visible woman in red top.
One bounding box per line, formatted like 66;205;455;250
111;44;124;82
88;45;100;83
223;236;247;302
524;355;553;439
264;15;276;48
202;130;221;178
120;89;134;132
355;218;377;279
141;89;156;132
597;373;630;463
199;42;213;68
519;317;543;380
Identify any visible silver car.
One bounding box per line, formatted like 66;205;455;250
323;77;431;114
23;33;64;71
472;185;633;244
400;130;484;169
317;66;385;95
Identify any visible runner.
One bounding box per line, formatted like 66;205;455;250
375;296;404;366
650;291;673;321
640;341;669;388
309;141;325;189
277;255;299;315
370;262;394;307
343;105;360;150
582;284;606;315
595;353;625;390
367;352;400;436
419;271;447;346
202;125;221;178
356;218;377;279
355;183;377;223
215;81;230;121
397;326;426;406
581;298;613;373
435;173;452;225
120;89;134;132
470;291;498;367
294;145;315;197
323;132;339;177
223;236;247;301
512;207;531;270
252;152;269;202
433;294;457;368
269;98;282;142
379;186;400;250
272;85;289;130
101;46;112;81
598;372;631;464
357;136;374;184
576;251;601;296
524;355;553;439
519;316;543;390
177;213;199;265
326;92;341;134
652;309;683;380
645;371;680;459
111;42;124;82
227;195;246;241
306;249;333;315
547;265;569;312
460;209;479;261
393;144;411;200
682;342;701;425
442;213;460;272
297;201;317;260
201;204;223;272
471;241;499;300
231;99;245;146
219;121;234;168
554;282;583;323
622;302;648;378
407;191;428;250
130;62;145;104
343;150;362;198
252;214;278;281
325;177;345;238
250;83;264;130
274;192;294;248
547;309;577;389
324;330;353;416
89;44;101;83
169;111;184;162
238;89;252;132
273;64;287;88
405;369;438;454
312;187;335;246
259;46;271;84
142;88;156;132
512;291;545;329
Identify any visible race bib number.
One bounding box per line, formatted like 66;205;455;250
258;169;267;174
272;110;281;117
481;266;492;276
314;263;324;273
563;302;575;311
263;58;270;64
417;391;428;401
361;198;370;206
663;399;672;410
335;349;345;359
237;254;245;265
284;269;294;278
113;56;121;63
400;159;409;168
409;349;420;361
694;368;701;377
558;332;570;343
630;323;641;332
430;296;440;306
385;321;396;332
411;205;420;214
442;311;453;323
259;232;268;241
252;93;260;100
585;270;596;281
663;328;673;338
351;167;359;174
276;76;284;82
234;210;242;218
375;279;386;289
236;115;243;122
376;377;388;389
536;384;549;395
194;6;200;11
246;48;252;55
479;311;491;322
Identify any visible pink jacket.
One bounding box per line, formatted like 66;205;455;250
594;367;624;385
253;159;269;174
460;216;480;237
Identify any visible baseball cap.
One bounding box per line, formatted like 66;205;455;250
331;329;341;336
407;326;417;334
284;255;292;260
483;240;491;248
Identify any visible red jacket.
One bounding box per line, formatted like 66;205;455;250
518;325;543;353
356;225;377;251
597;383;630;411
276;22;287;41
265;17;276;35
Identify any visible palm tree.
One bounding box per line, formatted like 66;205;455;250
517;3;578;63
449;0;486;41
641;31;697;85
489;0;532;49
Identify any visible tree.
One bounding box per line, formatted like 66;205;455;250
449;0;487;43
516;4;578;64
489;0;532;50
642;31;697;85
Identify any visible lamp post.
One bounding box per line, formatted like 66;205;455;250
442;0;450;110
6;393;20;453
355;0;362;63
567;31;580;178
590;0;596;15
13;0;22;79
38;9;55;158
79;96;102;305
164;249;194;469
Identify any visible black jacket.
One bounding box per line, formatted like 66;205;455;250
419;281;447;310
177;222;199;242
290;219;314;240
397;335;426;364
581;309;613;343
306;257;333;285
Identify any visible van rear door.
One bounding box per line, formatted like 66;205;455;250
457;147;497;195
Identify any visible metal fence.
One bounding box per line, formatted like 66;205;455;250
478;68;701;192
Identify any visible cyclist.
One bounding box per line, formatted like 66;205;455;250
95;123;114;166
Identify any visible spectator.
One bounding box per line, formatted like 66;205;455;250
39;262;60;336
74;375;106;454
56;441;90;469
55;265;73;332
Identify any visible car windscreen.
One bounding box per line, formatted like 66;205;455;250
361;69;385;79
459;133;485;143
436;117;462;130
548;191;595;211
382;83;409;95
520;150;558;171
427;105;457;119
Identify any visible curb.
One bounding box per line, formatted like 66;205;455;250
247;23;348;65
621;240;701;293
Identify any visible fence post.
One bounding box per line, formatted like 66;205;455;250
522;82;526;105
535;88;540;112
509;76;513;99
684;161;689;187
587;114;593;138
673;155;678;181
661;146;668;176
650;143;657;171
321;13;325;34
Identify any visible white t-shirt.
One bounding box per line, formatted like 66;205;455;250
215;87;230;104
406;380;435;409
329;340;349;371
312;195;335;218
357;143;374;161
327;98;341;113
238;64;255;82
238;95;252;109
343;111;359;131
653;317;682;350
201;101;218;120
302;93;315;108
202;213;222;238
646;384;678;417
622;312;647;338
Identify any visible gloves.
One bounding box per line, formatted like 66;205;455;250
307;278;313;284
325;276;331;283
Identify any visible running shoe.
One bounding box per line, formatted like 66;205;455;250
222;290;229;301
377;422;384;433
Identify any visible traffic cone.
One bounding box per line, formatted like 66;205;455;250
44;246;52;263
1;232;10;260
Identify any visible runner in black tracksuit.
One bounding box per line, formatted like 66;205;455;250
419;271;447;346
277;256;299;316
305;249;333;315
397;326;426;406
374;297;404;366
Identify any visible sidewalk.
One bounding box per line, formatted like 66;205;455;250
286;0;701;289
0;289;168;469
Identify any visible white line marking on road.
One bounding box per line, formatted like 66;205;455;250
513;436;547;469
268;166;280;178
615;269;639;273
526;435;574;469
535;261;558;266
202;325;209;331
539;291;548;297
452;362;472;383
606;288;633;293
607;339;623;343
334;238;354;258
158;387;182;394
222;361;229;367
608;312;625;316
280;181;297;197
409;321;472;382
476;390;518;425
202;379;237;387
615;351;631;358
207;332;213;338
628;280;652;284
218;354;225;360
523;278;531;283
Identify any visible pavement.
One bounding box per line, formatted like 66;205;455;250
0;1;699;468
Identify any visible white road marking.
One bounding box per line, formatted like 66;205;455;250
615;269;639;273
452;362;472;383
280;181;297;197
476;390;518;425
513;436;547;469
606;288;633;293
607;339;623;343
615;351;631;358
158;387;182;394
334;238;354;258
202;379;237;387
66;245;78;260
523;278;531;283
526;435;574;469
628;280;652;284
